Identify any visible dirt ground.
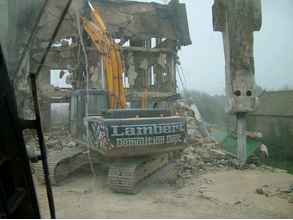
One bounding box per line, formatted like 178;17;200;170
35;165;293;219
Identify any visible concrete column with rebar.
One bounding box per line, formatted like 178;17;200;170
212;0;262;166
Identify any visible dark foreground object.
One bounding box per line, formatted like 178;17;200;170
0;46;41;218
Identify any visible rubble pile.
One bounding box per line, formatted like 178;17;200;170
45;130;78;150
177;116;234;180
177;138;233;179
25;128;84;156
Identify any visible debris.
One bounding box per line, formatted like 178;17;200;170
175;178;185;188
248;163;257;170
256;186;266;195
209;149;226;160
260;144;269;159
229;159;241;169
64;141;77;148
25;127;83;153
234;201;242;205
256;184;293;202
256;185;281;197
175;101;236;180
203;178;214;184
186;117;203;142
176;131;233;180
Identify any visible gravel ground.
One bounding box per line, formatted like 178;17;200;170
35;164;293;219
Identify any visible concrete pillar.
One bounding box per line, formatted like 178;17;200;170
213;0;262;166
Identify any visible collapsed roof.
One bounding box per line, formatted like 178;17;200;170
40;0;191;47
90;0;192;46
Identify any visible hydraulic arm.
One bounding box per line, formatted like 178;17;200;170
81;5;126;109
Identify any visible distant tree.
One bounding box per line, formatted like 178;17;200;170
182;90;227;127
281;85;292;90
255;84;264;96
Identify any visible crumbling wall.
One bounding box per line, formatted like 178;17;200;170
124;47;177;107
124;50;175;91
92;0;191;46
40;0;191;102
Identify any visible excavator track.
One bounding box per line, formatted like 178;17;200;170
33;147;89;185
108;154;169;194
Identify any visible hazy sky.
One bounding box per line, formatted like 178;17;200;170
141;0;293;95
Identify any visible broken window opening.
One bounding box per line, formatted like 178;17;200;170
122;40;130;47
123;72;130;89
162;72;169;83
151;38;157;48
150;65;156;86
52;37;73;48
50;69;72;89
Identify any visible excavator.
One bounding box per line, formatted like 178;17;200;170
33;3;188;194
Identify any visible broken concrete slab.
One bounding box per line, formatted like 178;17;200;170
92;0;191;46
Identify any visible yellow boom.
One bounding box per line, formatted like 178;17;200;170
81;6;126;109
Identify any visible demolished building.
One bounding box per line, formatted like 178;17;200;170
0;0;193;189
44;0;192;104
1;0;191;133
